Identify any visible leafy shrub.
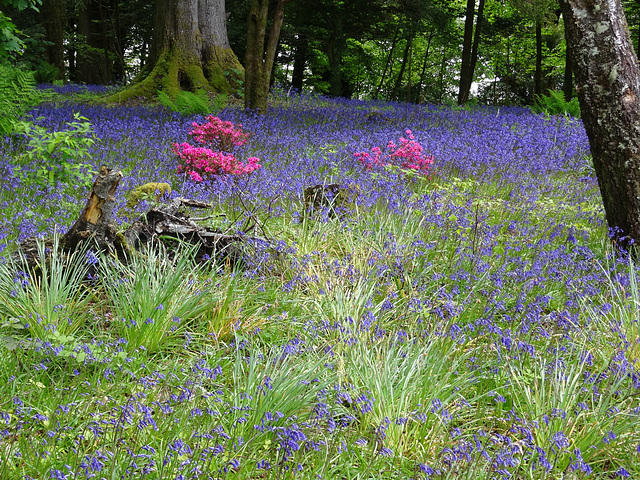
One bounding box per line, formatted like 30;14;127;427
12;113;97;189
33;62;60;84
157;89;228;116
532;90;581;117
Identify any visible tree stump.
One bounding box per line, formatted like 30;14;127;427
62;165;123;254
303;183;360;219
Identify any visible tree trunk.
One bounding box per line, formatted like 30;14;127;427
391;34;412;101
560;0;640;251
244;0;290;113
534;18;542;98
41;0;66;80
77;0;113;84
458;0;485;104
374;29;398;100
326;27;345;97
415;32;434;104
62;165;123;253
112;0;242;101
291;34;307;92
458;0;475;104
563;41;573;101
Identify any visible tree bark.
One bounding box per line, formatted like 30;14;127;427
374;29;398;100
390;33;412;101
415;32;434;104
40;0;66;80
112;0;242;101
244;0;290;113
77;0;114;84
534;18;542;97
458;0;485;104
560;0;640;250
62;165;123;253
563;40;573;101
291;34;308;92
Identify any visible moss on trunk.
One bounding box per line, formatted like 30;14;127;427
107;46;243;103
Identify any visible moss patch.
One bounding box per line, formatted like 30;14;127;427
105;46;241;103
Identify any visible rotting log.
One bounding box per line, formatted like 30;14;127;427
123;197;268;266
13;167;270;271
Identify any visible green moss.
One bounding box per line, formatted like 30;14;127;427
126;182;172;208
105;46;241;103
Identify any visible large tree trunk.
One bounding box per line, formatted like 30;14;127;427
41;0;67;80
112;0;242;101
560;0;640;251
245;0;290;113
563;40;573;101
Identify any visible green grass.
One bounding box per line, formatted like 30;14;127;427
1;103;639;478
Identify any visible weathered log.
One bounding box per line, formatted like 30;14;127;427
303;183;360;219
124;197;269;266
13;168;270;270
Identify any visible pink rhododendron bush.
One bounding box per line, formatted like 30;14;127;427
173;115;261;182
354;129;434;175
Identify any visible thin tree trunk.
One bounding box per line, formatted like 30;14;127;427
245;0;291;113
291;34;307;92
374;29;398;99
468;0;485;86
458;0;475;104
458;0;485;104
560;0;640;251
439;46;447;103
406;24;413;102
391;34;412;101
415;32;434;103
534;18;543;98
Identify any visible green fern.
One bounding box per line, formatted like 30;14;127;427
532;90;581;118
0;65;47;134
157;89;176;111
175;89;210;115
157;89;215;116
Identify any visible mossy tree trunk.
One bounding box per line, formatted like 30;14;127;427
112;0;243;101
244;0;291;114
560;0;640;251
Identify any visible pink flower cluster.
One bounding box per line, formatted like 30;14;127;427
173;116;261;183
190;115;250;151
354;130;433;175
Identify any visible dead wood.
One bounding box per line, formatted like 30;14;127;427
12;168;271;271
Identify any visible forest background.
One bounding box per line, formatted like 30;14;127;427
4;0;632;106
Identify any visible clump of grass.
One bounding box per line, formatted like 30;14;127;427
0;235;96;341
98;245;211;353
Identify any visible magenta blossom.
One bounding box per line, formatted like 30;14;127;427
354;129;433;176
173;117;261;183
